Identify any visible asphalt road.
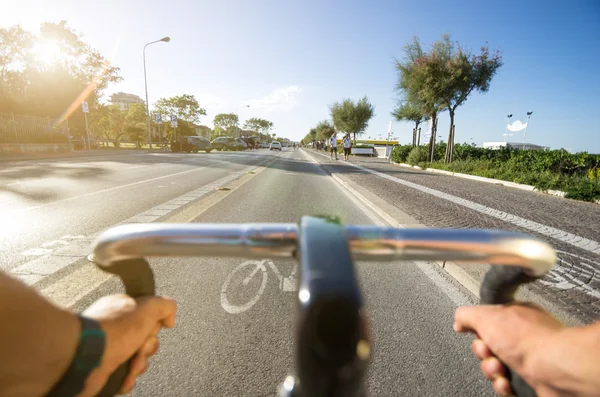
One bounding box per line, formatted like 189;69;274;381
0;151;278;270
30;149;491;396
7;148;596;395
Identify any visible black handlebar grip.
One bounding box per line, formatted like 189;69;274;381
480;265;538;397
95;258;156;397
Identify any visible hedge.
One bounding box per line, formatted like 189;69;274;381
390;144;600;202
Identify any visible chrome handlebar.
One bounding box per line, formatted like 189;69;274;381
92;223;555;276
90;219;555;397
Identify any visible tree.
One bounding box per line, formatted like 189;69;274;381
391;101;427;146
0;21;121;135
125;103;147;146
395;35;502;162
395;37;447;162
430;36;502;162
314;120;335;141
213;113;239;136
243;117;273;137
330;96;375;143
154;94;206;124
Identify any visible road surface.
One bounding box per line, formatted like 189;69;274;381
2;148;598;396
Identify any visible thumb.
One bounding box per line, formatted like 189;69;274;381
453;305;501;334
135;296;177;329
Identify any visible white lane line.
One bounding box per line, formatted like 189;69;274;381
301;150;475;307
6;162;218;214
10;157;273;288
305;150;600;256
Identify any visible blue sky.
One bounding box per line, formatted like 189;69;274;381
4;0;600;152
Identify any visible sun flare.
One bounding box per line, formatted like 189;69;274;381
32;39;62;67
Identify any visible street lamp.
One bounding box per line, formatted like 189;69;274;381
144;36;170;150
504;113;513;142
236;105;250;138
523;111;533;147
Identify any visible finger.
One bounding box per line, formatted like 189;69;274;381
481;357;507;380
141;335;160;357
138;296;177;328
492;376;514;397
472;339;493;360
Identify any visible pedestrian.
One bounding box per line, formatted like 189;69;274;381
330;132;338;160
343;134;352;161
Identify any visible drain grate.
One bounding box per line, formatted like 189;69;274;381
216;187;231;191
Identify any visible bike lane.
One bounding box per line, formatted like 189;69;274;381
72;150;492;396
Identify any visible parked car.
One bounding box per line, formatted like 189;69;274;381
171;136;212;153
235;138;249;150
270;141;282;151
260;142;270;149
239;137;258;149
211;136;244;151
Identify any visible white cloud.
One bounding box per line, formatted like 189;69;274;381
247;86;301;111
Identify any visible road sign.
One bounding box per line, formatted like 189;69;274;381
154;114;162;124
170;114;178;128
81;101;89;113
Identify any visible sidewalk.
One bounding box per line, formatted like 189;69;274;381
0;147;169;162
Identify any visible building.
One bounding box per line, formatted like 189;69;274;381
483;141;549;150
109;92;144;111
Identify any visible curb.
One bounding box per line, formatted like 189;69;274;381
392;162;598;204
0;149;167;162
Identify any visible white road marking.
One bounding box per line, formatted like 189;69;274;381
307;150;600;255
220;259;296;314
11;158;273;294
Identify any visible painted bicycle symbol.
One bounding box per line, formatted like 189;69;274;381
220;259;297;314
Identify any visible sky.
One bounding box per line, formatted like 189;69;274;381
3;0;600;152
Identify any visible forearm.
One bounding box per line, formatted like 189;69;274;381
0;271;79;397
531;321;600;397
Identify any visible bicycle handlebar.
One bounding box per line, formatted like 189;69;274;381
92;223;554;275
90;218;555;397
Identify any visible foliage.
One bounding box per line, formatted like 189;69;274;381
391;101;426;145
0;21;121;134
407;147;429;164
330;96;375;142
153;94;206;124
243;118;273;135
390;143;600;201
213;113;239;137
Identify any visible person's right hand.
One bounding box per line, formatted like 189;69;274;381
453;304;564;397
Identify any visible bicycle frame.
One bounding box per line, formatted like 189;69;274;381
90;216;555;397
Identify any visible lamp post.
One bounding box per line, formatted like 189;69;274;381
504;113;513;142
144;36;170;150
523;111;533;145
236;105;249;138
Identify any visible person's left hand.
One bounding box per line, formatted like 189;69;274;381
78;294;177;396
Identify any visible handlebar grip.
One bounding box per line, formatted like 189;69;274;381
94;258;156;397
480;265;538;397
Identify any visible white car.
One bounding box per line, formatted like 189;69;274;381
270;141;282;151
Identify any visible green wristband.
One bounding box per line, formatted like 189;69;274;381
46;315;106;397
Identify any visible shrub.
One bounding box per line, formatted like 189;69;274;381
407;147;429;164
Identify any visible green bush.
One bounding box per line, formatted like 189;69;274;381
391;145;413;163
564;177;600;202
407;147;429;164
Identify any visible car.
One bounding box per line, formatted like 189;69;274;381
211;136;242;151
239;137;259;149
235;138;249;150
171;136;212;153
270;141;282;151
260;142;270;149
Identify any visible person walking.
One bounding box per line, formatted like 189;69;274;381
329;132;338;160
343;134;352;161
